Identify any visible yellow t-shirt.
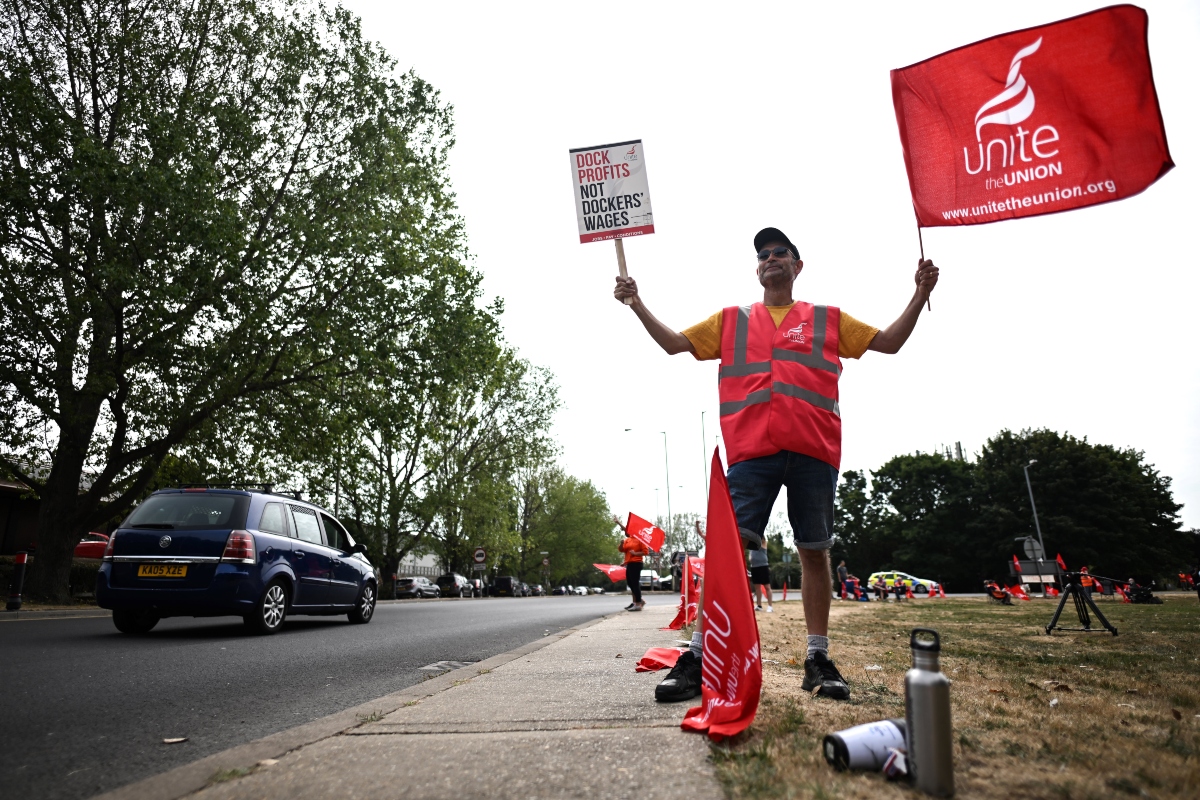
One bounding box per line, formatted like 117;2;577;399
681;304;879;362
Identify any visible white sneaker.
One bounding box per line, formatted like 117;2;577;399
766;605;774;613
754;605;763;612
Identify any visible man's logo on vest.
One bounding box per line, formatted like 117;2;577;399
783;323;807;344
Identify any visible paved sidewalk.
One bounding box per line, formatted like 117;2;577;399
108;605;722;800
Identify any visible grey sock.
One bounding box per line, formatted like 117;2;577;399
806;634;829;660
690;630;703;657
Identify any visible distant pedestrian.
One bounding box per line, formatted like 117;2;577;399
1079;566;1095;598
836;560;849;600
749;546;773;612
615;515;648;611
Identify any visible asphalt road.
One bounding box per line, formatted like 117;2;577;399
0;593;678;800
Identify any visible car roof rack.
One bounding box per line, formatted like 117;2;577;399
177;482;275;493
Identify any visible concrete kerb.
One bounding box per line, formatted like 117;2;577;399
92;616;609;800
187;605;723;800
0;607;110;621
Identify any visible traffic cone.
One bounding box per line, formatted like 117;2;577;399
906;585;915;599
937;584;946;598
782;583;788;601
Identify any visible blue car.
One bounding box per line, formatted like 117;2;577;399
96;487;378;635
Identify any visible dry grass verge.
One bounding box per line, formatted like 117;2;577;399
712;595;1200;800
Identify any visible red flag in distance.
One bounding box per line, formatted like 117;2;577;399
593;563;627;582
1056;553;1068;572
682;450;762;742
892;5;1172;227
1012;555;1022;573
626;512;666;553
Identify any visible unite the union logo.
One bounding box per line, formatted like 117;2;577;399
783;323;807;344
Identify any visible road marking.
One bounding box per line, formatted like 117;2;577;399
418;660;476;673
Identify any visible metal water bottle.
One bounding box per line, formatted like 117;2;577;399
905;628;954;796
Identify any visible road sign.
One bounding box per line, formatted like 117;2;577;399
473;563;486;571
1020;537;1045;561
542;557;550;567
473;547;487;564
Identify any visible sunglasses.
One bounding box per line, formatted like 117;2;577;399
756;246;793;261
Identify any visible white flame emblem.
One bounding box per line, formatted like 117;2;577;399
973;37;1042;142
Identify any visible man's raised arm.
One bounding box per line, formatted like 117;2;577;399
614;276;695;356
867;259;940;354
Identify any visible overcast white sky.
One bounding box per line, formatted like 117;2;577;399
345;0;1200;532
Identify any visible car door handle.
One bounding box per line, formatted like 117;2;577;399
294;551;306;558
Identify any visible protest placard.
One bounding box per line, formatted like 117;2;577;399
569;139;655;304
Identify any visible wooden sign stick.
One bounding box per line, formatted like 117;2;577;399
615;238;632;305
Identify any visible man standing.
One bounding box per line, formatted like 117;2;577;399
614;227;937;701
614;515;648;612
749;546;773;612
837;560;849;600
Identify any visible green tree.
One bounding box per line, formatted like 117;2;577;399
974;429;1188;581
512;467;617;586
0;0;466;599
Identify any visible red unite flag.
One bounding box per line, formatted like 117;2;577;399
1056;553;1068;572
626;513;666;553
665;556;701;630
593;563;627;582
891;5;1172;227
1012;554;1022;573
682;450;762;742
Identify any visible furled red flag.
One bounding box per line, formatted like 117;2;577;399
1056;553;1068;572
1114;582;1131;603
1007;583;1031;601
626;512;667;553
636;647;686;673
1012;555;1023;573
663;556;700;630
892;5;1172;227
593;563;627;582
682;450;762;742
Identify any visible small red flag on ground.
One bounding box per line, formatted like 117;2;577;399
1012;555;1023;573
593;563;627;582
1056;553;1068;572
626;513;666;553
1007;583;1031;601
635;647;686;673
682;450;762;742
892;5;1172;227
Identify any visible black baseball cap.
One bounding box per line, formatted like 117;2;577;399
753;227;799;259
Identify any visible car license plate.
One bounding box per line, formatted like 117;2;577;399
137;564;187;578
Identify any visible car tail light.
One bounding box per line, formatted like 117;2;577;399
221;530;256;564
103;532;117;560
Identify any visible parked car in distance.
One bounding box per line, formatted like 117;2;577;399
590;586;605;595
573;585;589;595
469;578;484;597
436;573;473;598
96;487;378;635
530;584;545;596
866;570;940;594
74;532;110;559
551;585;569;596
639;571;664;591
396;576;440;599
493;575;522;597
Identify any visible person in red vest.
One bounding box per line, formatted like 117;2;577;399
615;227;937;701
1079;566;1095;597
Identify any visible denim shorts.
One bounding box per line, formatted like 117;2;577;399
726;450;838;551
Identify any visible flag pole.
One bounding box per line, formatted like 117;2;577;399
615;238;633;305
917;224;931;311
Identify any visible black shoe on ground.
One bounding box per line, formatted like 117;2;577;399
655;650;702;702
624;603;636;611
801;651;850;700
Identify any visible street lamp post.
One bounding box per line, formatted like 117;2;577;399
661;431;672;542
1023;459;1048;596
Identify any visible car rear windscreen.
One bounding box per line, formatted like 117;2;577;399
124;494;249;530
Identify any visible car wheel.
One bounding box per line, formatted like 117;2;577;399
244;579;288;635
914;584;929;594
112;609;160;634
348;582;377;624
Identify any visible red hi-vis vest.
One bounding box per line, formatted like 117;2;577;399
718;302;842;469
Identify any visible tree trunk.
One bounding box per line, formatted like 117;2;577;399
25;452;92;603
